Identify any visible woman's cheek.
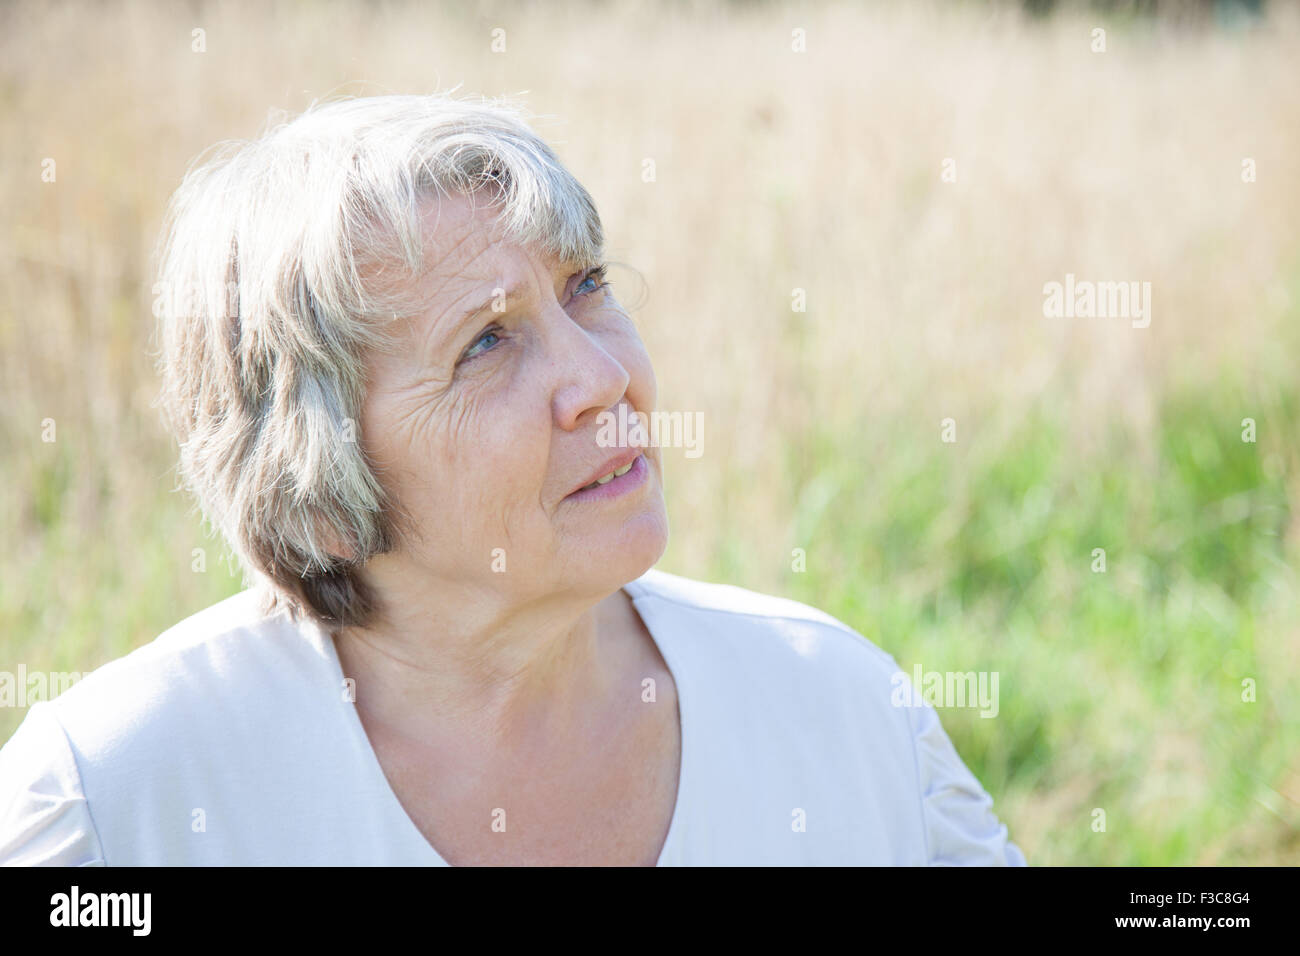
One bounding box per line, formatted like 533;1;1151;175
615;334;656;408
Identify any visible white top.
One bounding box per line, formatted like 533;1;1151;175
0;568;1026;866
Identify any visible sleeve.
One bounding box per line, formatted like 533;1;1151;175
906;696;1027;866
0;701;106;866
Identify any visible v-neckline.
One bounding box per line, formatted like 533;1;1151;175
314;573;688;866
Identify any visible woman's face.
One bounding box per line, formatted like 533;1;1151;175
357;192;668;606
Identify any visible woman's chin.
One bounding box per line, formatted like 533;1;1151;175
574;509;669;585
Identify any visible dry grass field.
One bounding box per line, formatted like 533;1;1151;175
1;0;1298;864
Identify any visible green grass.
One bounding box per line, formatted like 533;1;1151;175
759;368;1299;864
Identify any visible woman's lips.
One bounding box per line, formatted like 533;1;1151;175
563;452;648;502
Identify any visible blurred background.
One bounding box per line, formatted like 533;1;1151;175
1;0;1296;864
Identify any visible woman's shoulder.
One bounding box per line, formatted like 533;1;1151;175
627;568;1027;865
627;568;912;745
7;588;338;789
46;588;331;727
627;567;902;686
0;590;345;865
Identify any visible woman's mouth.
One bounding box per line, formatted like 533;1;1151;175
565;453;648;502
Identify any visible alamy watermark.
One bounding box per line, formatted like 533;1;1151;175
891;664;1000;718
1042;273;1151;328
50;886;151;936
0;665;84;707
596;405;703;459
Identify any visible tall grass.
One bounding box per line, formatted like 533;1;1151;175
1;0;1297;863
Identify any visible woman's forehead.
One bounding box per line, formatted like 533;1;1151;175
416;193;574;284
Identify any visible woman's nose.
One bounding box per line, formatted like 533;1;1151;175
546;304;631;432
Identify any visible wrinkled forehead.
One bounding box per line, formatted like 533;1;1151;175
416;191;566;283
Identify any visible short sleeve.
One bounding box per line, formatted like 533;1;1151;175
0;702;106;866
907;698;1027;866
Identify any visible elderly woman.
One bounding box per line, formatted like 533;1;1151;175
0;94;1024;866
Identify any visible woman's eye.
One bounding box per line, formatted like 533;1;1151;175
574;266;610;297
462;327;502;362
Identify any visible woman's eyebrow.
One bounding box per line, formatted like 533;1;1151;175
455;283;525;328
437;263;587;348
428;280;529;354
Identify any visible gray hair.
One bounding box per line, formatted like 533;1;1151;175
150;92;605;631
